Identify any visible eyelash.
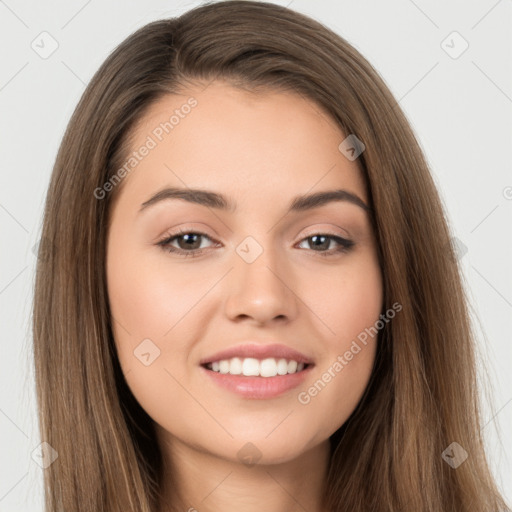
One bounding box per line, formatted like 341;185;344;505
156;228;355;259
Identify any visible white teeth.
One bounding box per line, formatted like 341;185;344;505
219;360;230;374
276;359;288;375
242;357;260;376
287;360;298;373
260;358;278;377
206;357;307;376
229;357;242;375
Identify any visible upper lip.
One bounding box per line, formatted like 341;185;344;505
199;343;314;365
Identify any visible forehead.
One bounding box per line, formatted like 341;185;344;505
117;80;367;209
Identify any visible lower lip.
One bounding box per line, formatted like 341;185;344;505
200;364;313;399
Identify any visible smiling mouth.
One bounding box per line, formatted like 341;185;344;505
201;357;312;378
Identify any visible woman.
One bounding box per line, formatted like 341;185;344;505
32;1;511;511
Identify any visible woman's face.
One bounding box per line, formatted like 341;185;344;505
106;80;383;465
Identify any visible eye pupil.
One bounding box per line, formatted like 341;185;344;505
179;233;201;250
310;235;329;251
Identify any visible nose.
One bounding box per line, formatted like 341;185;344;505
224;240;299;325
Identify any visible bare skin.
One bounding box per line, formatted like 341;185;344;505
106;80;383;512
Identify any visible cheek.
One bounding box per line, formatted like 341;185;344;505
293;252;382;433
297;343;377;444
106;241;196;421
106;240;205;351
106;234;173;378
301;251;383;346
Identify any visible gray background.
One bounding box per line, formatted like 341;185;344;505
1;0;511;510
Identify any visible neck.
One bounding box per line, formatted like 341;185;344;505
156;433;330;512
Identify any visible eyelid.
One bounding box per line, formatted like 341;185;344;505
156;227;217;247
155;222;215;241
298;223;352;240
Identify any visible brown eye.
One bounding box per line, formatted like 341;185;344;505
157;230;217;257
297;234;354;257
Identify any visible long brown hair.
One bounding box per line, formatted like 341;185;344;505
32;1;510;510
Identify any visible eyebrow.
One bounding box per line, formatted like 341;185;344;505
139;187;371;214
